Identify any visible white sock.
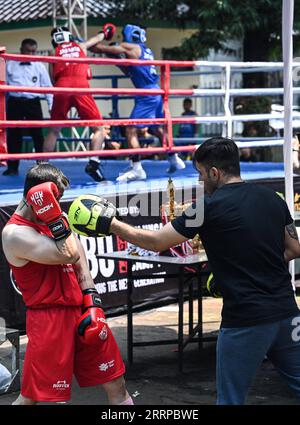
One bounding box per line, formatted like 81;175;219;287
169;153;179;162
133;161;142;171
118;396;134;405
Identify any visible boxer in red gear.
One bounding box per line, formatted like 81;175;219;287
1;163;133;405
44;25;116;182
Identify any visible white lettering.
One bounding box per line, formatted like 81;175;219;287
52;380;70;390
97;236;115;278
134;278;164;288
79;236;99;279
107;280;118;292
118;279;127;290
95;282;107;294
30;190;43;206
36;203;53;215
291;317;300;342
100;411;135;423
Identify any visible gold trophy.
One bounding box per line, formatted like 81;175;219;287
161;178;203;256
168;177;175;220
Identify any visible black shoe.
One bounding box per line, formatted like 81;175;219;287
85;161;105;182
2;168;19;176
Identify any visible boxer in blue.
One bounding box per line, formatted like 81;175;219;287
89;24;185;181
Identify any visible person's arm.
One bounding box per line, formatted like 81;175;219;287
6;61;12;85
39;63;53;111
284;222;300;262
68;196;200;252
79;34;105;54
110;219;188;252
72;235;95;291
19;181;79;265
2;224;79;265
72;236;107;346
47;50;55;84
80;23;117;53
89;42;141;60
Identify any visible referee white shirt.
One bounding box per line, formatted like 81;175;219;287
6;60;53;110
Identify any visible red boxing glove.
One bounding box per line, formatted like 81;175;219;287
101;23;116;41
77;288;108;344
26;182;71;241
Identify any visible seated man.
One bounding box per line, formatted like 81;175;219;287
177;98;198;139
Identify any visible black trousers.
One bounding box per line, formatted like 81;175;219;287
6;96;44;171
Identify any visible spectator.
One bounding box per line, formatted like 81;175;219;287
177;98;198;139
103;124;121;159
239;147;258;162
2;38;53;176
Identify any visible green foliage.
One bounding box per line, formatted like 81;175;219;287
106;0;300;60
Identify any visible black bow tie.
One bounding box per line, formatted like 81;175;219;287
19;62;31;66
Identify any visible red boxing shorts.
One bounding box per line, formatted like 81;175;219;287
50;78;102;121
21;306;125;402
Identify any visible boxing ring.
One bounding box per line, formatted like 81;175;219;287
1;47;300;335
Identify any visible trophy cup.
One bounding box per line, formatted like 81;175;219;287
160;178;203;257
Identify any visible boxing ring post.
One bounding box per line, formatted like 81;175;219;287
0;47;7;166
282;0;295;282
161;64;173;149
223;64;233;138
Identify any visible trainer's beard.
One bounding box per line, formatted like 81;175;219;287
204;178;218;195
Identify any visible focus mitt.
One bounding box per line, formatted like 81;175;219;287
68;194;117;237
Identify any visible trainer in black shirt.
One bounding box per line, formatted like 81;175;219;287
109;136;300;404
172;181;298;327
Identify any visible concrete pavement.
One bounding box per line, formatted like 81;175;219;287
0;297;299;405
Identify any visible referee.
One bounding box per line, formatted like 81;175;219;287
3;38;53;176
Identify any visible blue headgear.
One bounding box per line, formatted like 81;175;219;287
122;24;147;44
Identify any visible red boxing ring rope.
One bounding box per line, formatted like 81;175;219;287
0;117;198;128
0;84;194;97
0;50;196;68
0;48;199;162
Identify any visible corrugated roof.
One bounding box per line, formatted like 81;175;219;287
0;0;110;23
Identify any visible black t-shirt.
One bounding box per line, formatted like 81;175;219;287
172;182;299;328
